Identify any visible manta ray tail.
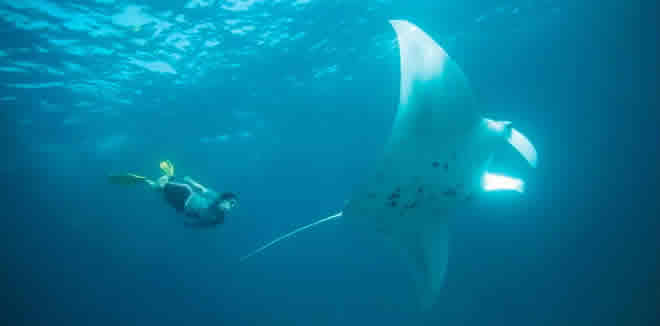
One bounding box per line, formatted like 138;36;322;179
240;211;344;262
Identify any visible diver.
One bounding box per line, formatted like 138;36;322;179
109;160;237;228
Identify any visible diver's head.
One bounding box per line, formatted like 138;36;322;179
217;192;238;212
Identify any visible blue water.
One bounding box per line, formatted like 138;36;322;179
2;0;655;325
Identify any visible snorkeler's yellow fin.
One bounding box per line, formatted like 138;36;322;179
160;160;174;177
108;173;148;185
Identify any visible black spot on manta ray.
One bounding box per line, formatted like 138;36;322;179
443;162;449;171
388;192;400;200
432;161;440;168
417;186;424;193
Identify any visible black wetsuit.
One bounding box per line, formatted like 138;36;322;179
162;180;235;227
163;181;193;213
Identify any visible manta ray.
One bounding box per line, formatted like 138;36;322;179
241;20;538;309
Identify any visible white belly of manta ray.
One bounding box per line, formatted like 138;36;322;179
241;20;538;309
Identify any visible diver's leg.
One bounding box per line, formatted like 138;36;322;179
183;176;209;193
145;179;160;190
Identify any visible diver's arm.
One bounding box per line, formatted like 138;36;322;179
145;179;160;191
183;176;209;193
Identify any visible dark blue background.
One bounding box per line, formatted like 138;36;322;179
2;0;656;325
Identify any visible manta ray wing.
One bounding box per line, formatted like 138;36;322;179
343;20;483;309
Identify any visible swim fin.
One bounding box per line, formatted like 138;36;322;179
160;160;174;177
108;173;148;185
